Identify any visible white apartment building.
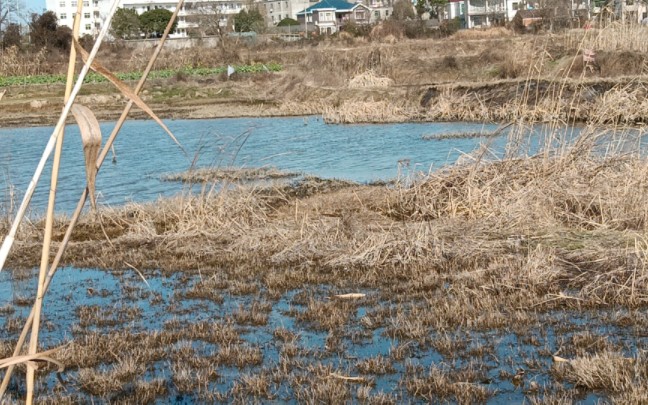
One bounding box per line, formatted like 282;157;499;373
261;0;312;25
45;0;104;37
47;0;246;38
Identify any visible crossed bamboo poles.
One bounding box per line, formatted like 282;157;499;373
0;0;186;401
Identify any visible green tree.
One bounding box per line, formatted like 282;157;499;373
392;0;416;20
53;25;72;51
277;17;299;26
139;8;177;38
29;11;58;49
233;8;264;32
2;22;21;49
111;7;141;39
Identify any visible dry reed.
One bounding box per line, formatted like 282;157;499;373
348;70;394;88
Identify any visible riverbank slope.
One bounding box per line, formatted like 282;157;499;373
2;26;648;127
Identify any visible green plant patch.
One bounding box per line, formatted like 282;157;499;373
0;63;282;87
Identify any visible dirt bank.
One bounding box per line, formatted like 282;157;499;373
3;28;648;127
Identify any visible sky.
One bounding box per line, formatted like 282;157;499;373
24;0;47;14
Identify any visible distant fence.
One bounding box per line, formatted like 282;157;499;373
123;36;221;50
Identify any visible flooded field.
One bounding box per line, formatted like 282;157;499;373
2;266;644;403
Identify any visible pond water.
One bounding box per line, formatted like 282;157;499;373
1;117;642;402
0;117;515;215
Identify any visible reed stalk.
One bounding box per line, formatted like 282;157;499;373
24;2;83;401
0;0;121;273
0;0;185;398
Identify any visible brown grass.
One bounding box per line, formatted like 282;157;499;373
162;166;299;183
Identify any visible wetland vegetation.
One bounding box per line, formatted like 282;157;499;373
3;17;648;404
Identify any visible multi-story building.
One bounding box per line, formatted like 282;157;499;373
45;0;104;36
462;0;511;28
261;0;312;25
361;0;393;22
47;0;246;38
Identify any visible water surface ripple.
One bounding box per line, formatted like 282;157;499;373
0;117;505;215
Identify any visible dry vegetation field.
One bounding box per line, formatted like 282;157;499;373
3;23;648;402
3;22;648;126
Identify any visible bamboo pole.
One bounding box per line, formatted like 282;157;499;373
0;0;185;397
25;2;84;402
0;0;122;274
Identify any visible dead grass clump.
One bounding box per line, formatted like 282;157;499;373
232;300;272;326
404;362;493;403
162;166;299;183
370;21;405;41
348;70;394;89
217;344;263;368
297;298;355;331
0;47;48;76
230;372;275;400
77;357;144;397
451;27;512;40
595;50;646;77
292;365;353;403
179;281;224;304
553;351;641;392
185;321;240;345
356;355;395;375
323;100;413;124
76;304;142;327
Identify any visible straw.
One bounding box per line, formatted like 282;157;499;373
0;0;185;398
0;0;121;273
25;1;84;401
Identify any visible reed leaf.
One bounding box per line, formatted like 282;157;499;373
71;104;102;211
73;39;184;153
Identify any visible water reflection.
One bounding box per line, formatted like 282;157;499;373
1;117;641;216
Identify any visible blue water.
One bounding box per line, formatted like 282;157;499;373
0;117;512;215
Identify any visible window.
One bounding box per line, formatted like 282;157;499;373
83;1;89;6
374;10;379;17
385;10;389;16
512;2;518;9
85;24;91;30
84;12;90;18
71;1;77;6
59;1;65;7
94;0;98;6
60;13;67;19
95;22;100;28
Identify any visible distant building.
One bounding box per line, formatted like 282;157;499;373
361;0;393;22
462;0;511;28
261;0;313;26
296;0;380;34
46;0;248;38
45;0;104;37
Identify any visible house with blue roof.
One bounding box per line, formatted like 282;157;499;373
296;0;371;34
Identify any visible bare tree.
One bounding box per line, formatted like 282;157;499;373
184;1;231;38
0;0;23;39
